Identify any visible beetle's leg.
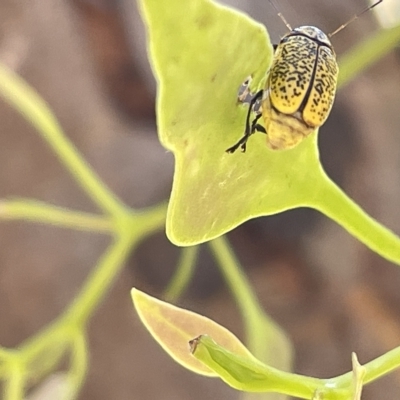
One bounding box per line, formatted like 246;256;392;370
245;90;263;136
225;134;248;153
238;113;264;152
226;90;263;153
251;114;262;129
254;124;266;134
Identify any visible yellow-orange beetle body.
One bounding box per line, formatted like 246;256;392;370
262;26;338;150
226;26;338;153
226;0;383;154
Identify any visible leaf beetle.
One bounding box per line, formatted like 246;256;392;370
226;0;383;153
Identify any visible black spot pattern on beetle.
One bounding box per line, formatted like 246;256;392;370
269;35;319;113
304;45;338;126
267;27;338;128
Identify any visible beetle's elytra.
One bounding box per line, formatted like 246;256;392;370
226;26;338;153
226;0;383;154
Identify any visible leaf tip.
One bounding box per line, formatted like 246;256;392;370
189;335;202;354
130;287;139;304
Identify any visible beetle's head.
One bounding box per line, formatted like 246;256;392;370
284;26;332;47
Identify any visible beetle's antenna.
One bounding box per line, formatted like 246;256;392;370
329;0;383;37
268;0;292;31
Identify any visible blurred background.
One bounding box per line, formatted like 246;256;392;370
0;0;399;399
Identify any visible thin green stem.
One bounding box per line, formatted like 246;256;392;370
19;203;166;362
0;349;14;378
208;237;264;323
64;203;167;326
0;199;113;233
127;202;168;239
0;64;127;217
208;237;291;363
333;345;400;389
3;359;25;400
65;333;88;400
64;236;136;326
309;173;400;265
164;246;199;301
338;24;400;89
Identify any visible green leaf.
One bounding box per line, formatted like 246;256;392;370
132;290;400;398
137;0;324;245
131;289;258;376
189;334;280;391
190;335;321;397
139;0;400;266
139;0;292;245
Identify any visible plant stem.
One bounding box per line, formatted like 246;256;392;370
333;345;400;388
64;204;167;326
310;173;400;265
63;235;135;326
3;360;24;400
209;237;265;324
164;245;199;301
208;237;292;365
0;199;113;233
0;64;127;217
19;203;166;361
338;24;400;89
65;333;88;400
